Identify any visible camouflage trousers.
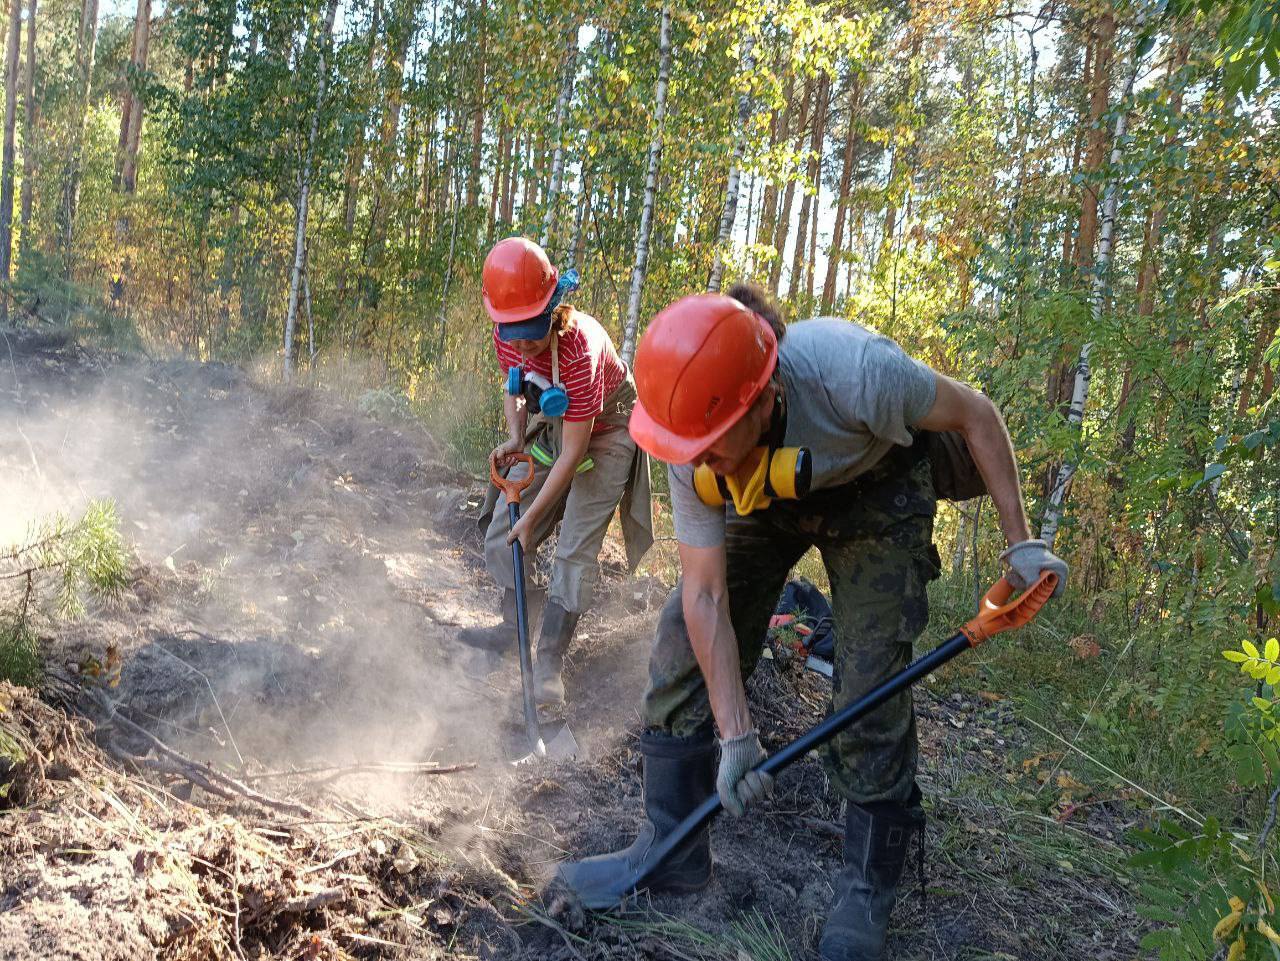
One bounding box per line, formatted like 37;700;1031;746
642;450;941;805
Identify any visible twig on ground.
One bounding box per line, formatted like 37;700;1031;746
243;760;476;784
90;688;312;817
277;887;346;914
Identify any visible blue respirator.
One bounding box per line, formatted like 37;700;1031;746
506;365;570;418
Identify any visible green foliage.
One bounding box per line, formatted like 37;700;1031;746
0;501;130;686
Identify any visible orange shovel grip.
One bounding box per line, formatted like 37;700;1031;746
961;571;1058;646
490;452;535;504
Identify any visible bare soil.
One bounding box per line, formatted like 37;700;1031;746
0;327;1141;960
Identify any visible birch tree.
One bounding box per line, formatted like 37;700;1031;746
621;4;672;365
541;26;578;247
1039;24;1150;549
56;0;97;271
707;34;756;293
284;0;341;381
0;0;22;319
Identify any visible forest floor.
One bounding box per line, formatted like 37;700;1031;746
0;327;1146;960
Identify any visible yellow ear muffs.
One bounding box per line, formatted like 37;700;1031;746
693;447;812;514
693;463;728;507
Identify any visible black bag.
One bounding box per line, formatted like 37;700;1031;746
769;579;835;661
924;430;987;502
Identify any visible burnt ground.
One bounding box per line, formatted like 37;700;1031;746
0;327;1142;960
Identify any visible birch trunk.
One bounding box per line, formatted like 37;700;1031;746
0;0;22;316
541;27;578;247
284;0;340;382
18;0;35;246
621;4;671;364
1040;28;1147;549
57;0;97;272
768;78;811;293
707;35;756;293
791;74;828;299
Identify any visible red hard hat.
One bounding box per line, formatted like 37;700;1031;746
482;237;558;324
629;294;778;464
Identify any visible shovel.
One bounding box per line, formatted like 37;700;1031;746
556;571;1058;910
492;453;579;764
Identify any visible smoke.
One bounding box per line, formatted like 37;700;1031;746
0;336;517;778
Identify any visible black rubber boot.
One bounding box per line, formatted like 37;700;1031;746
555;728;715;906
533;601;580;706
819;788;925;961
457;589;518;653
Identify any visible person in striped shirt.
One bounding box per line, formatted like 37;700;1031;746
459;237;649;706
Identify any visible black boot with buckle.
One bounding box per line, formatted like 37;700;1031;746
819;786;925;961
555;727;715;904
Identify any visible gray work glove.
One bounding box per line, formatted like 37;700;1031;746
716;730;775;817
999;539;1068;598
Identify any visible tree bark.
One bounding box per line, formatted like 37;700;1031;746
768;76;811;294
284;0;340;382
1073;7;1115;273
56;0;97;273
0;0;22;316
466;0;487;208
541;26;578;247
754;73;794;269
1040;15;1147;549
621;3;671;364
790;74;828;300
17;0;35;248
707;34;755;293
822;75;861;312
117;0;151;194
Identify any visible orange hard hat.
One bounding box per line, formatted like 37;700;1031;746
482;237;558;325
629;294;778;464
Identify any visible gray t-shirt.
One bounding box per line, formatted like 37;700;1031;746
669;318;937;548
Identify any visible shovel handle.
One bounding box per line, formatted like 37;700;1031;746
491;452;535;505
961;571;1057;646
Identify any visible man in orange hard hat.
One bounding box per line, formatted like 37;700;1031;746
557;283;1067;960
459;238;651;705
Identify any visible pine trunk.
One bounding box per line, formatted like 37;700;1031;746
768;77;812;294
822;75;861;312
1040;16;1147;549
117;0;151;194
1073;7;1115;273
621;3;671;364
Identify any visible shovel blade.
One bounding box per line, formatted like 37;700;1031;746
543;721;578;760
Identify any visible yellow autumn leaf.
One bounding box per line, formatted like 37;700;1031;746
1258;883;1275;914
1215;910;1242;940
1244;640;1261;659
1267;637;1279;662
1231;896;1248;912
1259;919;1280;945
1227;934;1246;961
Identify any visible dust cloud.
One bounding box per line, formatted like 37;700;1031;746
0;334;519;780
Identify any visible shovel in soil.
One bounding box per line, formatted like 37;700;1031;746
552;571;1058;911
492;453;578;765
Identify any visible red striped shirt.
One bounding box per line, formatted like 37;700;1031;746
493;310;627;426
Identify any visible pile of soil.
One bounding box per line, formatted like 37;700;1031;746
0;326;1140;959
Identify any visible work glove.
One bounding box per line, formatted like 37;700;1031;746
716;730;775;817
999;539;1068;598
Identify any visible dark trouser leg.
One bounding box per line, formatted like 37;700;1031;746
642;511;808;736
816;457;940;960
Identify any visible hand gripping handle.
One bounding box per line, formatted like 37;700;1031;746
490;452;535;505
961;571;1058;646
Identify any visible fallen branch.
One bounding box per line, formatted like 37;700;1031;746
278;887;346;914
244;760;477;784
89;688;313;818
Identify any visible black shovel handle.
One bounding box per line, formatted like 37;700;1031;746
623;572;1058;898
510;501;547;758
